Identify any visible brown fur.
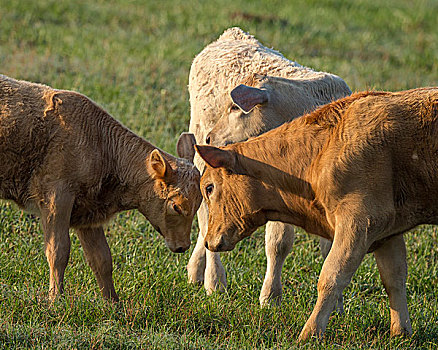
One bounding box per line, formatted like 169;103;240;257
197;88;438;341
0;75;202;301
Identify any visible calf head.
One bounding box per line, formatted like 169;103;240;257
143;148;202;253
195;145;269;251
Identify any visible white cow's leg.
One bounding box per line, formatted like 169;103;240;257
299;216;368;342
374;234;412;337
187;201;207;284
319;238;343;313
259;221;294;306
187;201;227;292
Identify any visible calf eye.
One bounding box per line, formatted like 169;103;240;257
230;104;240;112
205;184;214;197
172;203;182;215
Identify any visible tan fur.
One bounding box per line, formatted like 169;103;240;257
0;74;201;301
183;27;350;306
197;88;438;341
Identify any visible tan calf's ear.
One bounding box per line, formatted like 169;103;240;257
230;84;268;114
149;149;171;178
195;145;235;169
176;132;196;162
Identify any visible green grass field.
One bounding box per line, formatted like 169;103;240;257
1;0;437;348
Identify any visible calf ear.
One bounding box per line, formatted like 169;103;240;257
176;132;196;162
195;145;235;169
149;149;172;179
230;84;268;114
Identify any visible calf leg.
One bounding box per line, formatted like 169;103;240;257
76;226;118;302
187;201;226;292
39;186;74;301
298;218;368;342
319;238;343;313
259;221;294;307
187;202;207;284
374;234;412;336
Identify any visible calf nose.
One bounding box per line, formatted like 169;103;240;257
175;247;185;253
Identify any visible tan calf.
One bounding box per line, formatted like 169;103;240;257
196;88;438;341
0;75;201;302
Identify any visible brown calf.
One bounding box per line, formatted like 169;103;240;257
196;88;438;341
0;75;201;301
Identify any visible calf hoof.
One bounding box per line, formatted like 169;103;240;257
390;323;412;337
204;265;227;295
259;292;282;308
298;323;324;343
187;262;205;285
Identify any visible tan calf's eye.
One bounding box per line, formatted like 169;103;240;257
205;184;214;198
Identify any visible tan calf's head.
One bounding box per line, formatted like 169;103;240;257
142;144;201;253
195;145;269;252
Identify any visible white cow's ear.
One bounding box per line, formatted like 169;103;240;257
230;84;268;114
149;149;172;179
195;145;235;169
176;132;196;162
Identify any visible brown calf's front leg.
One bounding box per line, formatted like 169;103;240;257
39;186;75;301
298;217;368;342
374;234;412;336
76;226;118;302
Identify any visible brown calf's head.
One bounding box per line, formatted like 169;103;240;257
195;145;269;252
143;148;202;253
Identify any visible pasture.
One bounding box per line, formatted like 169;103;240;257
0;0;437;348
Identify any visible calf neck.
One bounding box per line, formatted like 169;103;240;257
196;88;438;341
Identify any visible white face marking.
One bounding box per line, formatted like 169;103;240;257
412;151;419;160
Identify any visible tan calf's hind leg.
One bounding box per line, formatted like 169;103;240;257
298;218;368;342
76;226;118;302
39;186;74;301
259;221;294;307
374;234;412;337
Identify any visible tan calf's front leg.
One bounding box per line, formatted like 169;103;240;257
260;221;294;306
39;186;74;301
298;219;368;342
374;234;412;336
76;226;118;302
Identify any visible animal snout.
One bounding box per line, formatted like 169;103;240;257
204;236;225;252
174;246;186;253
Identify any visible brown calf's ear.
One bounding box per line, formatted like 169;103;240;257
149;149;172;179
230;84;268;114
176;132;196;162
195;145;235;169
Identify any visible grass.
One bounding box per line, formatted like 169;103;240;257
0;0;437;348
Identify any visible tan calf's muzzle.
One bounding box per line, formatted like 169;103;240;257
204;233;235;252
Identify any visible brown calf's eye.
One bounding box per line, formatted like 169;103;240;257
173;203;182;215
